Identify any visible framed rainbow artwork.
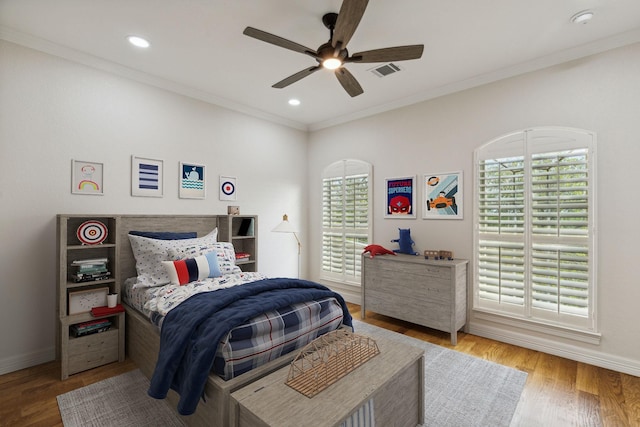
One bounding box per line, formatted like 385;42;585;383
71;160;104;195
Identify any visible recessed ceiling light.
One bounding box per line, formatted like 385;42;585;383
571;10;594;24
127;35;150;48
288;99;301;106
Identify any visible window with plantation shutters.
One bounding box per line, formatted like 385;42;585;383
474;128;597;332
322;160;372;285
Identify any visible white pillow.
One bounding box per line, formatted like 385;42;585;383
128;228;218;287
168;241;241;275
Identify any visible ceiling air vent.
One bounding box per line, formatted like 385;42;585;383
370;63;402;77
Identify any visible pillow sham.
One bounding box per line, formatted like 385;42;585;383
128;227;218;287
129;231;197;240
162;251;222;286
168;241;240;274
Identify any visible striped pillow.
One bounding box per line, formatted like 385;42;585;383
162;251;222;286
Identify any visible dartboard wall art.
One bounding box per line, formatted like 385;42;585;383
219;175;237;201
76;220;108;245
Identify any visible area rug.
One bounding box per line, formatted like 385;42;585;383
353;320;527;427
56;369;185;427
57;322;526;427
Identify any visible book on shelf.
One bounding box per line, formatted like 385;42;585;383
235;252;251;260
70;319;112;337
70;258;110;282
74;265;108;274
91;304;125;317
70;271;111;283
237;218;254;236
71;258;108;265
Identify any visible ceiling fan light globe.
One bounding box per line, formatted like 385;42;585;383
323;58;342;70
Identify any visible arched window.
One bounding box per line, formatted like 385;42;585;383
321;159;372;285
474;127;597;332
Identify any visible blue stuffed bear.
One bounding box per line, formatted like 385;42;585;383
391;228;419;255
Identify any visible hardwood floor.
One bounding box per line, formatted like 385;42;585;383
0;358;138;427
349;303;640;427
1;304;638;426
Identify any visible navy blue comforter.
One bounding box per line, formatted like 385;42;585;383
147;278;352;415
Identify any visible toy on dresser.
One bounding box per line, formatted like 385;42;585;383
362;244;396;258
391;228;419;255
424;250;454;260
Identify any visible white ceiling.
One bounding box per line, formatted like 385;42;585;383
1;0;640;131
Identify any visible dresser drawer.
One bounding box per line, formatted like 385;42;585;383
373;257;451;279
366;260;451;302
67;329;119;374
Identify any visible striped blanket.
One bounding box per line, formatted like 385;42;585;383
148;278;352;415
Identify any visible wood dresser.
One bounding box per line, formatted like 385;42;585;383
361;254;468;345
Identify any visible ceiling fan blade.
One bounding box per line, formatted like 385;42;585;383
349;45;424;63
272;66;322;89
335;67;364;97
332;0;369;49
243;27;317;57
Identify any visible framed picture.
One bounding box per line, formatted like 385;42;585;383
131;156;163;197
179;162;206;199
385;176;416;218
219;176;237;201
71;160;103;195
423;171;463;219
68;286;109;315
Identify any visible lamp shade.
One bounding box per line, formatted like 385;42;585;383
272;214;297;233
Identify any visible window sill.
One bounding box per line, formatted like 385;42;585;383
472;309;601;345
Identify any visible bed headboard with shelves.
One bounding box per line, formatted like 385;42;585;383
116;215;220;282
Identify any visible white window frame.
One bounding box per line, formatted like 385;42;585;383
473;127;598;334
321;159;372;286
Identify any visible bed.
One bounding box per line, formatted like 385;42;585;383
116;215;351;426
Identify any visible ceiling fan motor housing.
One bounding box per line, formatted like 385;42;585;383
317;42;348;63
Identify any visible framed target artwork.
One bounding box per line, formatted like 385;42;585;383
219;176;237;201
71;160;103;195
76;220;108;245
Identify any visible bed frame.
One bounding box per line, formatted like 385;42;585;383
116;215;302;426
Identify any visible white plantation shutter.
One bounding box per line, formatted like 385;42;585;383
322;160;372;284
474;128;596;331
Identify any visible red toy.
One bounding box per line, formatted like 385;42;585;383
362;244;397;258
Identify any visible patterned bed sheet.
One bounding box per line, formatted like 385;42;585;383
123;272;268;328
123;274;345;380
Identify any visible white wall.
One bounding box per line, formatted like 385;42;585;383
0;40;308;373
308;43;640;375
2;36;639;377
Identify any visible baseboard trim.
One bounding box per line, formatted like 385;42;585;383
468;323;640;377
318;280;361;305
0;347;55;375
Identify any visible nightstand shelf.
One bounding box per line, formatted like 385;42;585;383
56;214;125;380
65;278;115;289
218;215;258;272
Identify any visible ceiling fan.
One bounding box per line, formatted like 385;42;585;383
243;0;424;97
